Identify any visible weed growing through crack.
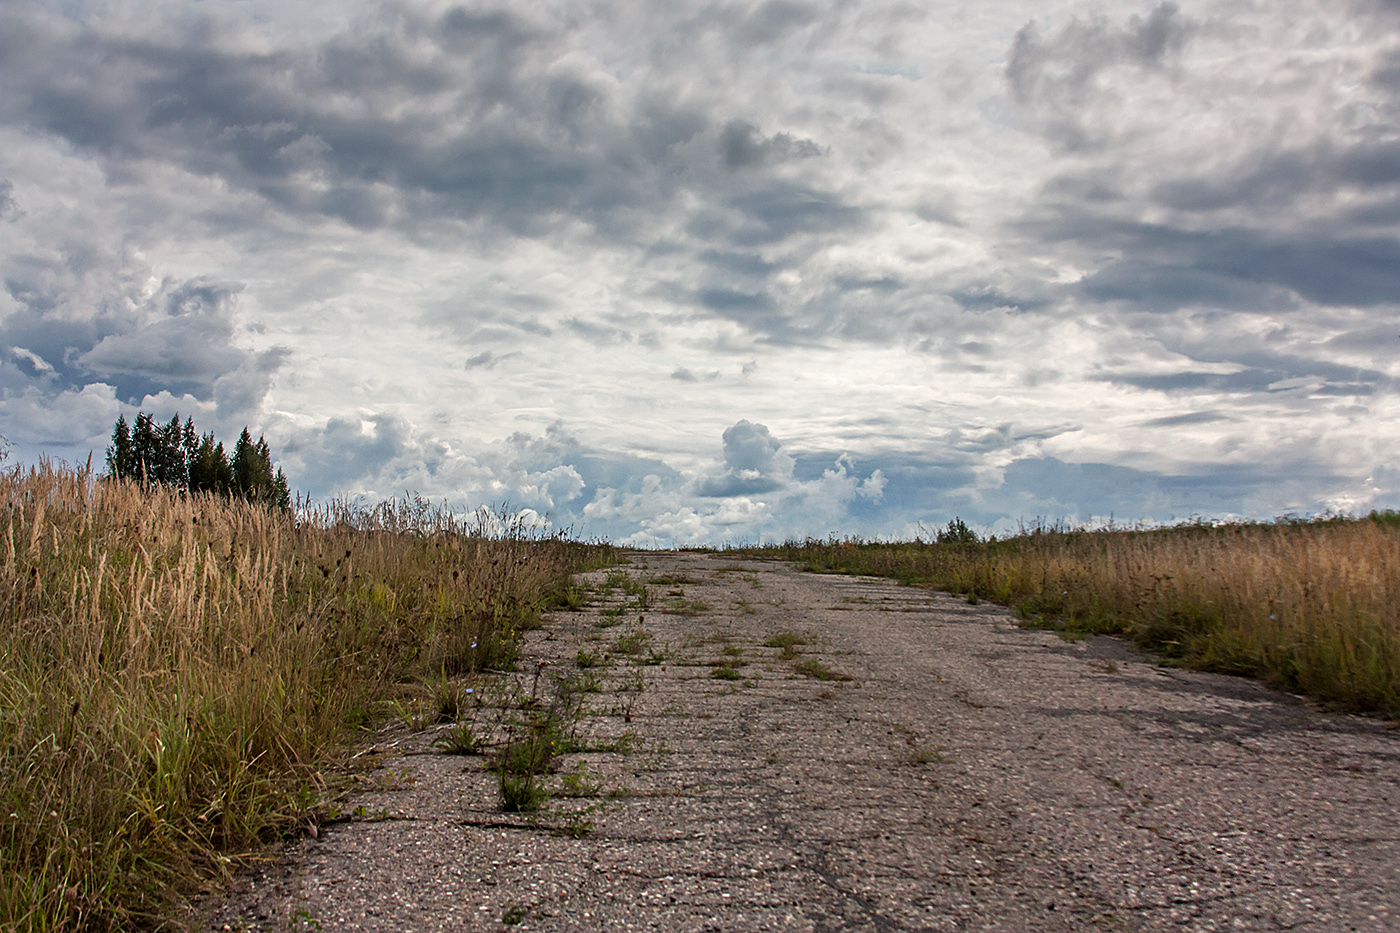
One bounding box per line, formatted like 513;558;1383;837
431;722;482;755
613;629;651;656
552;585;590;611
597;606;628;628
794;659;853;682
663;597;712;616
765;631;809;659
556;762;602;798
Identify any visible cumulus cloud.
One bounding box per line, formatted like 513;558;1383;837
697;419;794;496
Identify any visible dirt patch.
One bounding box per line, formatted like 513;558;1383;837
203;552;1400;932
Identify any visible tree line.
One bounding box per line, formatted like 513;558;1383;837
105;412;291;511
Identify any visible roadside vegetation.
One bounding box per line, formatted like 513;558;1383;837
737;515;1400;720
0;458;612;931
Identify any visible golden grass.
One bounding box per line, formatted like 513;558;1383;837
747;517;1400;719
0;461;611;931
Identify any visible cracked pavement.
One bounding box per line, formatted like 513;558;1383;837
204;552;1400;932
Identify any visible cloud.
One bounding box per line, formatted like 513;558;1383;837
464;350;519;369
697;419;794;496
1;257;285;421
995;455;1349;524
4;0;1400;542
0;2;862;257
717;120;824;169
0;180;17;220
77;279;247;392
1007;3;1195;149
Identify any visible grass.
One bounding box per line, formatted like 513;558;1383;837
793;659;853;682
736;514;1400;719
764;631;809;660
661;597;711;616
0;460;614;930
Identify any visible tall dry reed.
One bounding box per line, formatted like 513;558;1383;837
0;461;608;931
754;517;1400;719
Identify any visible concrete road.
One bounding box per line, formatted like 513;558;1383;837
206;552;1400;932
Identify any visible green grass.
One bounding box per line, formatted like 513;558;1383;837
793;659;853;682
764;631;809;659
0;460;614;930
735;514;1400;719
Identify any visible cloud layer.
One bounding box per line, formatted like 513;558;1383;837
3;0;1399;543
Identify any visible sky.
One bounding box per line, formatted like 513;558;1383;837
2;0;1399;546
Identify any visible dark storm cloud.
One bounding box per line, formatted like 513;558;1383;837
1006;3;1194;148
0;265;283;414
0;4;857;249
724;183;866;246
717;120;824;169
0;180;17;220
77;279;246;387
731;0;821;46
998;456;1344;521
1148;140;1400;224
698;249;779;279
282;412;415;490
951;286;1049;313
1028;207;1400;311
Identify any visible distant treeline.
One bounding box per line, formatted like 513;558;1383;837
105;412;291;510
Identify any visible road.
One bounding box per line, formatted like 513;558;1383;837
206;551;1400;932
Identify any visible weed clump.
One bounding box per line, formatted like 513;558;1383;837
793;659;853;682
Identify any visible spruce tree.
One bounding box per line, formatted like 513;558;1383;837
106;415;134;480
104;413;291;511
130;413;158;484
188;431;234;494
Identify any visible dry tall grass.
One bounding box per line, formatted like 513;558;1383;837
0;461;609;931
754;517;1400;719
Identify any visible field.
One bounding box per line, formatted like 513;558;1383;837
740;516;1400;721
0;461;611;931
